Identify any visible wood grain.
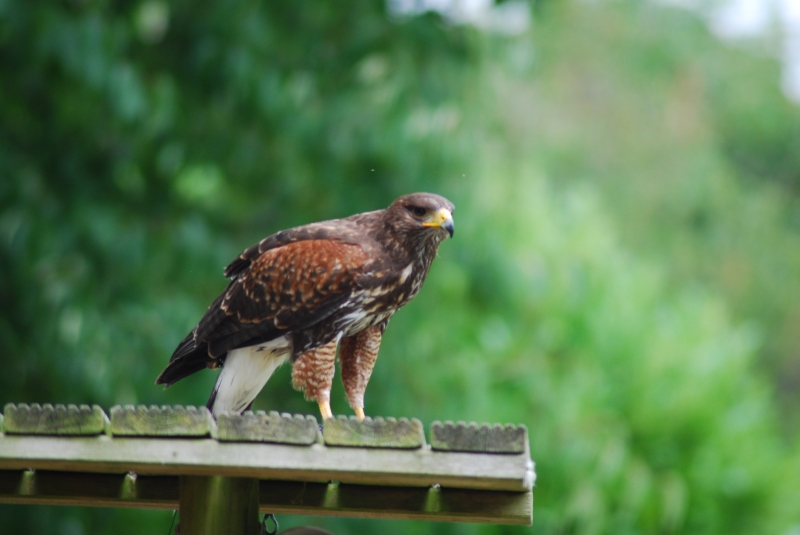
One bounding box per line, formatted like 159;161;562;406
2;404;107;436
109;405;214;437
217;411;320;445
430;421;527;454
323;417;424;449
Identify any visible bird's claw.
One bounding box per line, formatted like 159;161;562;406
318;401;333;420
354;407;365;422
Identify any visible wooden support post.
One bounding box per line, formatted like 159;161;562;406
179;476;260;535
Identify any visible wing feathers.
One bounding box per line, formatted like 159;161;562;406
156;331;209;386
184;239;370;363
222;216;380;279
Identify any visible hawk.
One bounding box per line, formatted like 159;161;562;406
156;193;454;420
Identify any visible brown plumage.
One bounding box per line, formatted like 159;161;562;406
156;192;455;420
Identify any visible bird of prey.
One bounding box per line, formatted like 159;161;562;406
156;193;454;421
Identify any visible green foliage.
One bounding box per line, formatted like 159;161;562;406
2;1;800;534
518;0;800;428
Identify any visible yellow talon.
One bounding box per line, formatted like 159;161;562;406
354;407;365;422
319;401;333;420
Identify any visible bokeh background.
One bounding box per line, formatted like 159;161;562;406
2;0;800;533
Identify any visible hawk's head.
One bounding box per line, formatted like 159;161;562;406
384;193;455;247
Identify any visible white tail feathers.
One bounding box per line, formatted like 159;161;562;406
209;336;292;416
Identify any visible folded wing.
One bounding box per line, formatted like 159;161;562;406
156;239;370;386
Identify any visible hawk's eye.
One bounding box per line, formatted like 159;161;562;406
409;206;427;218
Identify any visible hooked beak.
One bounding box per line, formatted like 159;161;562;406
422;208;455;238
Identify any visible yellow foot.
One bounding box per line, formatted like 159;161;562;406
354;407;365;422
318;401;333;420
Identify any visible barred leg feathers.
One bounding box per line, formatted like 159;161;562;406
340;325;382;421
291;336;340;420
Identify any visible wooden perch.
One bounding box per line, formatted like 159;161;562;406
0;403;535;529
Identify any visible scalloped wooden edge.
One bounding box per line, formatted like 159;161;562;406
2;403;108;436
430;421;527;454
1;402;530;455
323;416;425;449
217;410;321;445
109;405;214;437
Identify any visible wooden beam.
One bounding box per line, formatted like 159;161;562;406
258;480;533;525
0;470;532;525
0;435;534;491
0;469;177;509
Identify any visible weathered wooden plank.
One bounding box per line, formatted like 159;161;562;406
180;476;260;535
0;435;535;491
430;421;527;454
323;417;424;449
109;405;213;437
0;471;532;525
2;404;107;436
217;411;320;445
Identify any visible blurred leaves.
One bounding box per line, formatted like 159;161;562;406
1;1;800;535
